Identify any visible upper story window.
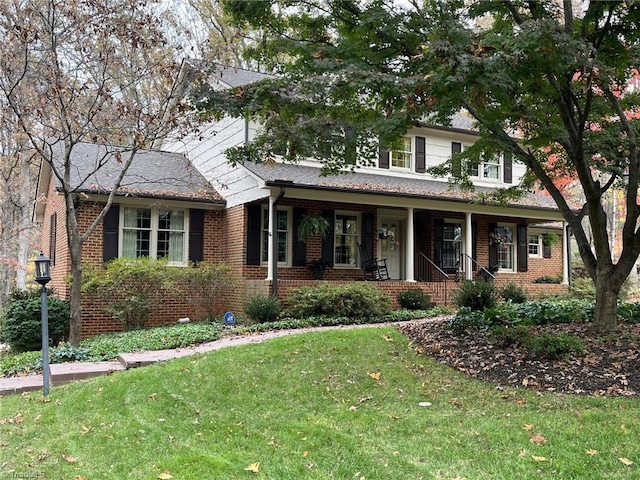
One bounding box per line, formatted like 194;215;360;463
471;154;501;181
261;207;291;264
391;137;412;169
528;233;542;257
121;207;187;265
334;212;359;266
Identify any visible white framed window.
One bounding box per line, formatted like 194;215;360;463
471;154;501;180
442;222;463;269
495;225;515;271
334;211;359;266
528;233;542;258
391;136;412;169
121;207;187;265
261;207;291;265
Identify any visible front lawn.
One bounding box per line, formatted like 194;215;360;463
1;328;638;479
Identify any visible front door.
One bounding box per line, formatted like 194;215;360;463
379;219;402;279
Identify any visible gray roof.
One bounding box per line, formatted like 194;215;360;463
243;162;559;211
208;64;274;88
50;141;223;203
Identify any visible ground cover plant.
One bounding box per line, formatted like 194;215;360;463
1;328;638;479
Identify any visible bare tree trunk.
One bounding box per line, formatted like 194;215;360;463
592;274;619;332
68;239;83;345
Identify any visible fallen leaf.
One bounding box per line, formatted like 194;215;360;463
81;425;92;434
382;334;394;342
157;471;173;480
303;451;308;457
522;424;534;431
245;462;260;473
368;372;381;381
348;406;358;411
64;455;78;464
586;449;598;456
619;457;634;466
531;455;547;462
529;433;547;445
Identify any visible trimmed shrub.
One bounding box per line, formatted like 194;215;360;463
444;307;487;334
283;282;392;319
243;295;281;323
453;279;498;311
2;293;70;352
398;289;430;310
501;283;528;303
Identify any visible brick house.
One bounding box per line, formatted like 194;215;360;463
34;67;569;338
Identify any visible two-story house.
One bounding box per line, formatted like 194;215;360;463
35;65;569;337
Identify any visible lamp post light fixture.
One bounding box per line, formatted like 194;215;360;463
34;252;52;396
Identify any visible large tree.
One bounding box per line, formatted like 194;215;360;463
195;0;640;332
0;0;192;344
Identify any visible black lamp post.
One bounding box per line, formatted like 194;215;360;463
34;252;51;396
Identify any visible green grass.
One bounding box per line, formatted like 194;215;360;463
1;328;638;479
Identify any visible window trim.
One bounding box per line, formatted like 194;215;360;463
528;232;542;258
390;136;412;170
118;206;189;266
260;206;292;266
472;153;502;181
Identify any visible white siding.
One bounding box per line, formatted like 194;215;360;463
163;117;269;208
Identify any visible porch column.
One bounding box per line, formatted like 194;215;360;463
465;212;473;280
266;194;276;281
405;207;415;282
562;222;569;284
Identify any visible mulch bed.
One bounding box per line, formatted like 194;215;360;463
398;318;640;396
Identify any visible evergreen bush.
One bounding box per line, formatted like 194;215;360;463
398;289;430;310
453;280;498;311
283;283;392;319
2;293;70;352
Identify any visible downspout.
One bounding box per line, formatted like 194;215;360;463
270;187;286;298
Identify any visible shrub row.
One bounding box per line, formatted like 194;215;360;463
489;325;585;360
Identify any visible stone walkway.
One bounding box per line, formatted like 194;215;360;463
0;323;404;396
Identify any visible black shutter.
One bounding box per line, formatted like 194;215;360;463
415;136;426;173
543;242;552;258
517;224;528;272
103;205;119;263
188;209;205;263
345;127;356;165
49;213;57;267
321;210;335;265
488;222;498;269
504;152;513;184
362;212;375;259
379;144;390;169
246;204;262;265
434;218;444;266
293;207;307;266
451;142;462;176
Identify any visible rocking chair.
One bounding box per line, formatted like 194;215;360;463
358;242;390;281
